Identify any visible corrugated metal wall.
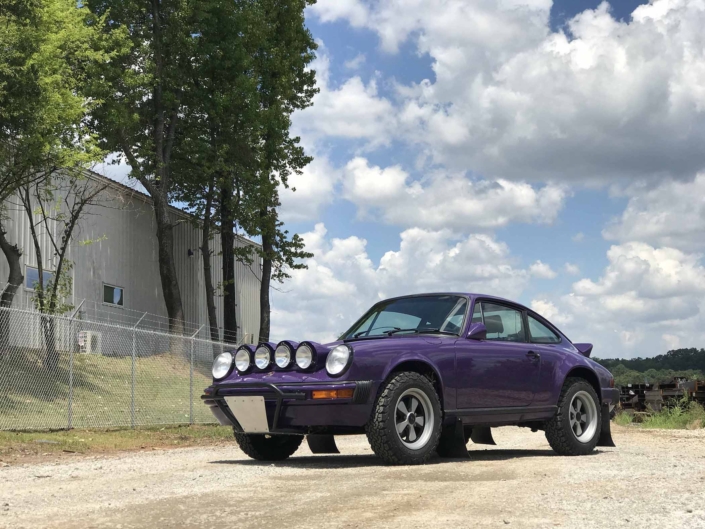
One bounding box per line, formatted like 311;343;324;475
0;173;261;342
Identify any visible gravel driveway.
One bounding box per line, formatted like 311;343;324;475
1;425;704;528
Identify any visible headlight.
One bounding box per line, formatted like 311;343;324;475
275;343;294;368
254;345;272;370
326;345;352;376
234;348;251;373
212;352;234;379
295;343;315;370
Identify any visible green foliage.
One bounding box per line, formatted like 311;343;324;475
596;348;705;373
594;349;705;387
615;399;705;430
0;0;125;193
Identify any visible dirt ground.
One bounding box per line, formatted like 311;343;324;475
1;425;704;529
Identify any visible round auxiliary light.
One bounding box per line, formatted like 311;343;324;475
234;348;251;373
326;345;353;376
295;344;315;370
254;345;272;370
275;343;293;369
212;351;234;380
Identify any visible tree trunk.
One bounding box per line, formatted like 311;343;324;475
0;220;23;356
220;183;237;344
259;231;273;344
0;220;23;308
153;194;185;335
201;181;220;355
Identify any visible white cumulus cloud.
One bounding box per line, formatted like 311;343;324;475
270;224;531;342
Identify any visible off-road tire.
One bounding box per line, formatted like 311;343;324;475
366;372;442;465
233;432;303;461
545;378;601;456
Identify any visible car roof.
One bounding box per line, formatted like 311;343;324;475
379;292;524;308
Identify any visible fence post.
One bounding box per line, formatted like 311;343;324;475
67;319;74;430
130;313;146;429
189;325;203;426
131;328;136;429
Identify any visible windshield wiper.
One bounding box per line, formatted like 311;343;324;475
353;327;401;338
386;328;457;336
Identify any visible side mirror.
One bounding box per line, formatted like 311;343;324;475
466;322;487;341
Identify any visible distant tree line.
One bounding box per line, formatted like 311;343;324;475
1;0;318;348
594;348;705;387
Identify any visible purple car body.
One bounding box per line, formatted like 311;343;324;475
204;293;618;462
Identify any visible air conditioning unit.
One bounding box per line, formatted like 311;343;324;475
78;331;102;355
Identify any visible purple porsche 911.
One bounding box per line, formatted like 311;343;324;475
203;293;618;465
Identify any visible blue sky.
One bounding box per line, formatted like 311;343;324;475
98;0;705;358
266;0;705;358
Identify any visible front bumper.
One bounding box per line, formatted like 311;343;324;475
202;380;375;434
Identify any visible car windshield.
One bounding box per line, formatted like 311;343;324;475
342;295;468;339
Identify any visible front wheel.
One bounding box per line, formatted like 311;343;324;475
366;372;442;465
545;378;601;456
233;432;303;461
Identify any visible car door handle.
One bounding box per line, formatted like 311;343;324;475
526;350;541;360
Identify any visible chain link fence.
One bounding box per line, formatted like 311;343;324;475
0;306;228;430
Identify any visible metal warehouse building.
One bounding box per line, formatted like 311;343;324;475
0;170;261;342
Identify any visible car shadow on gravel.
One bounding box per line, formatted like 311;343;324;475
210;448;570;468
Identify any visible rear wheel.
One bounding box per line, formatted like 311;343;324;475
366;372;442;465
545;378;601;456
233;432;303;461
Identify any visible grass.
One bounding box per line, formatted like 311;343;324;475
0;347;216;430
615;401;705;430
0;425;233;464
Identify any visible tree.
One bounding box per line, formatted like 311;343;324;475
171;0;263;345
19;172;111;370
0;0;122;355
1;0;115;307
86;0;193;334
245;0;318;342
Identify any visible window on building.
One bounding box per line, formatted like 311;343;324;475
25;266;54;290
528;314;561;344
103;284;124;306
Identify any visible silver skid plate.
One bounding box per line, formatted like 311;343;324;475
224;396;269;433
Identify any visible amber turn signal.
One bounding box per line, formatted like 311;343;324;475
311;388;355;400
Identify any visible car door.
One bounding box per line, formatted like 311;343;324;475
525;312;566;407
455;301;540;409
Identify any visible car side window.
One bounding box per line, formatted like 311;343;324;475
471;302;483;323
528;314;561;344
481;302;526;342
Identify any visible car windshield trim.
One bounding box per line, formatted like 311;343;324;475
341;294;468;340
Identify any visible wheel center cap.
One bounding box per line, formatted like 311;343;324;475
575;413;582;422
407;412;416;424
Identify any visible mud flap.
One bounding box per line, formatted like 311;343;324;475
469;426;496;446
306;434;340;454
436;418;470;459
597;404;616;447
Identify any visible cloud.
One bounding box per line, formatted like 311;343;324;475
311;0;705;183
530;299;573;326
279;154;340;222
564;263;580;275
603;174;705;251
571;233;585;243
270;223;530;342
342;157;567;230
344;53;366;70
293;53;396;147
542;242;705;357
529;260;557;279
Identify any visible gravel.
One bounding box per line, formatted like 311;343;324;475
1;425;705;528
